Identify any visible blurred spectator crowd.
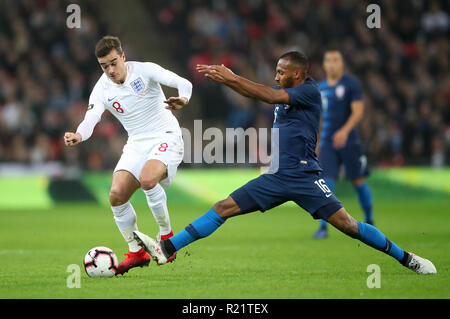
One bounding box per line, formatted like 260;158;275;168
145;0;450;167
0;0;448;173
0;0;124;172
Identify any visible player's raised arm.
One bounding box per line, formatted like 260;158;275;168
143;62;193;110
197;64;290;105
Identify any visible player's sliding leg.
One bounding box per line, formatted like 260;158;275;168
352;177;374;225
140;159;174;240
133;196;245;265
327;207;436;274
313;178;335;239
110;170;151;275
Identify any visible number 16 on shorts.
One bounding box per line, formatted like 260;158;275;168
314;179;332;197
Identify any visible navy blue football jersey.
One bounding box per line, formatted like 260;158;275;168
270;77;322;173
318;74;363;146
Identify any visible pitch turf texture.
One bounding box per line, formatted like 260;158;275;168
0;168;449;299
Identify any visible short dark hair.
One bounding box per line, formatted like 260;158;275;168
323;47;342;55
279;51;308;77
323;47;344;63
95;35;123;58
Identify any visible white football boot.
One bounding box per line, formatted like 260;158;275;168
405;252;437;274
133;231;175;265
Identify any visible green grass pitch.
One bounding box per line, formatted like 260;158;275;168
0;169;449;299
0;200;448;299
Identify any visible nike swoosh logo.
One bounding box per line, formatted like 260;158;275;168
326;193;332;198
108;97;116;102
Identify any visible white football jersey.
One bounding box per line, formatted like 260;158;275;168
77;61;192;140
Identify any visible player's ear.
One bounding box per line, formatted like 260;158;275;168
300;66;307;80
122;51;126;62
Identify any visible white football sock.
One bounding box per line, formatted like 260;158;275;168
111;201;141;252
143;183;172;236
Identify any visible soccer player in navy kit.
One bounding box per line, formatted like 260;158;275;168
133;52;436;274
313;49;374;239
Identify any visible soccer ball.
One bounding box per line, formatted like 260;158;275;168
83;246;118;278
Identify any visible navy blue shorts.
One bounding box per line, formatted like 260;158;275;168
319;141;369;181
229;170;343;220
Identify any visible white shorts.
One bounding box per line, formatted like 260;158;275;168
114;131;184;188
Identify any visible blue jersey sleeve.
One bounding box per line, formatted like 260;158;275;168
348;76;363;102
284;82;321;108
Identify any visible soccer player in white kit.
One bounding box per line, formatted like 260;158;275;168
64;36;192;275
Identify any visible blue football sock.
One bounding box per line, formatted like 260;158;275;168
357;221;405;262
355;182;373;223
319;219;328;228
169;208;226;251
319;178;336;229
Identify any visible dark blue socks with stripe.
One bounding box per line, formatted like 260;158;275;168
356;221;405;262
169;208;226;251
166;207;406;265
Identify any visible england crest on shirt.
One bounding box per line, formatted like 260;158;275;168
335;85;345;99
130;77;145;94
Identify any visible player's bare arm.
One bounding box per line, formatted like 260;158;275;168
196;64;290;104
332;100;364;148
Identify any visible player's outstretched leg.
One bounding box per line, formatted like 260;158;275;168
313;178;335;239
134;196;242;265
352;178;374;225
327;207;437;274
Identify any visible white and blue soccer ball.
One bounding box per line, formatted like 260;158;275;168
83;246;118;278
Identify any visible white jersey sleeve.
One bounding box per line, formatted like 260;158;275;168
76;79;106;141
142;62;192;101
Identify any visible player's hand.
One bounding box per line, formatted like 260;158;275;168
64;132;82;147
196;64;236;83
164;97;188;110
332;128;349;149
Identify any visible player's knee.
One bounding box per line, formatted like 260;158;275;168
140;176;159;191
213;198;239;219
329;208;359;237
109;188;128;206
352;177;365;187
213;200;227;215
341;217;359;238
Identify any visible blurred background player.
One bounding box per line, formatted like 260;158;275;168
313;49;374;239
64;35;192;275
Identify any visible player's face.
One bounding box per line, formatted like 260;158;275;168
323;51;344;79
98;49;127;84
275;59;301;89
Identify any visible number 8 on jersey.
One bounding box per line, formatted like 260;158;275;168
112;101;124;113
